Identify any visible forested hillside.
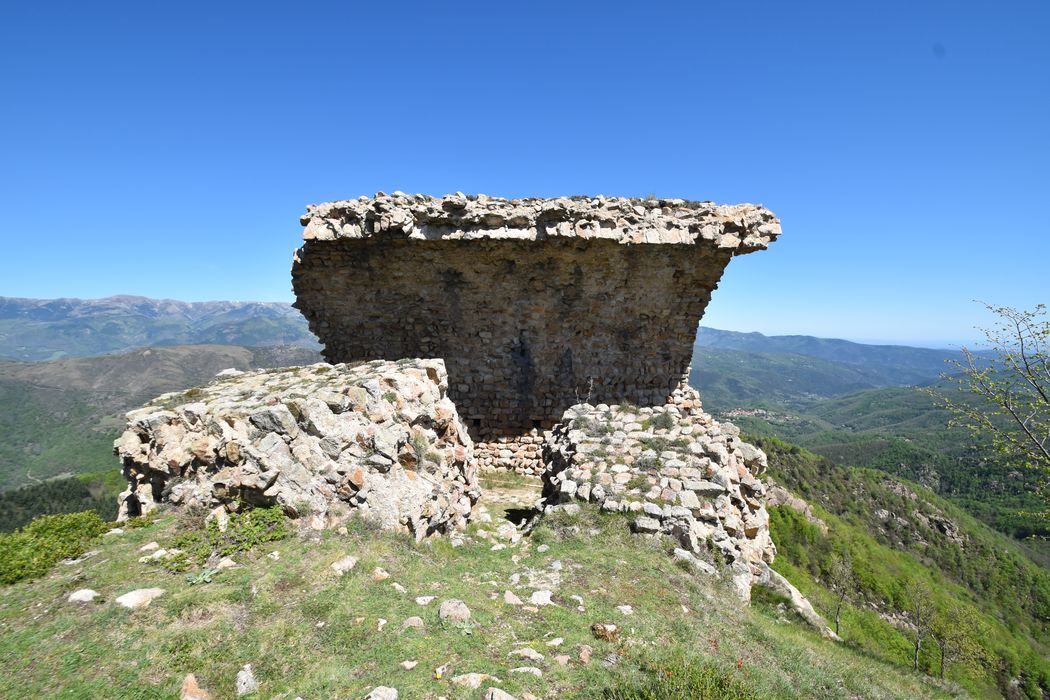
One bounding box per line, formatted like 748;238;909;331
0;344;322;491
757;437;1050;697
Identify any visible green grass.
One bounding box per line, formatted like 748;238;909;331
0;503;962;699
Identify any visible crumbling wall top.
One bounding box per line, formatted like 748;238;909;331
301;193;781;252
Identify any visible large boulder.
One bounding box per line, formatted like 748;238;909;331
540;385;775;599
114;359;478;538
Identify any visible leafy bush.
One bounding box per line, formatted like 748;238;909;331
164;505;289;573
0;511;109;584
600;654;758;700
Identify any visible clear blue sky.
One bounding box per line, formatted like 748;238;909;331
1;1;1047;347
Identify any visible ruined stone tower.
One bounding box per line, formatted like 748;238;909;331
292;193;780;473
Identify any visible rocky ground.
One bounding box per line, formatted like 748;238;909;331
0;477;963;699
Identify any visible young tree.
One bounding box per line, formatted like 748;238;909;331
930;600;985;680
905;580;934;672
937;304;1050;517
827;553;856;638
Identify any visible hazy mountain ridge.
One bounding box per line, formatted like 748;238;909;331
0;295;320;360
696;326;974;388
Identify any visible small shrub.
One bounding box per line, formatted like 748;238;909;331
164;505;289;573
410;431;429;464
601;653;758;700
650;413;676;431
626;474;651;491
0;511;109;584
635;456;661;472
639;437;672;453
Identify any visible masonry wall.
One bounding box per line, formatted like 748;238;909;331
293;237;731;459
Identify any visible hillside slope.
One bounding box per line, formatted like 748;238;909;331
0;344;322;491
0;489;967;699
757;437;1050;697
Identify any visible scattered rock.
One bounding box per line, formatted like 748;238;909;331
554;654;571;667
373;567;390;581
451;673;499;689
401;616;424;631
399;660;418;670
377;618;388;632
115;588;165;609
503;590;523;605
415;596;435;605
266;551;280;561
67;589;100;604
508;647;544;662
509;667;542;677
546;637;563;647
484;689;517;700
363;687;398;700
591;623;619;642
578;645;593;664
215;557;237;570
180;673;212;700
439;599;471;623
235;664;258;696
616;604;634;616
331;555;358;575
138;542;160;553
529;590;553;606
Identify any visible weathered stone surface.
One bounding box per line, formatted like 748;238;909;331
292;193;780;474
67;589;100;604
754;566;841;640
115;588;166;609
438;599;471;622
114;359;478;539
540;385;775;599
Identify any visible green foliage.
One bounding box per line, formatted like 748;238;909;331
600;653;758;700
185;567;218;586
649;412;676;431
0;510;109;584
762;437;1050;696
165;505;289;573
0;470;122;532
933;303;1050;519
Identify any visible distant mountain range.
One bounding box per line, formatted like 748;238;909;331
0;295;319;360
695;327;971;389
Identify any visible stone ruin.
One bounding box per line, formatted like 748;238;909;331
540;386;775;600
116;193;827;606
292;192;780;474
115;359;478;538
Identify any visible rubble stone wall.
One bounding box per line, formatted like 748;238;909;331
292;194;780;470
114;359;479;538
540;386;775;599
